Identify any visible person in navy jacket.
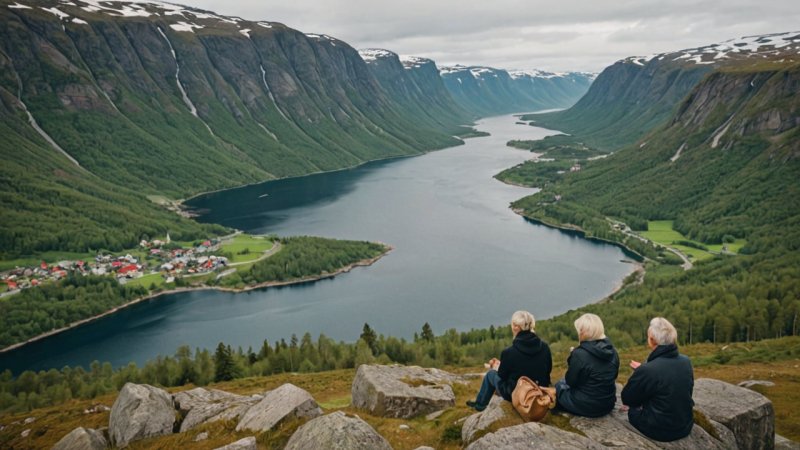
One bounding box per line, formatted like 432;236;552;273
555;313;620;417
467;310;552;411
622;317;694;442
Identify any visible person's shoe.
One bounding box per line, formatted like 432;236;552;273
466;400;486;411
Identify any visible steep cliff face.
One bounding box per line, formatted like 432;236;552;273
440;65;593;117
357;49;472;132
0;0;467;196
0;0;469;256
525;59;800;246
532;31;800;150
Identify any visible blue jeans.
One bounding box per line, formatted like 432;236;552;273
475;369;502;409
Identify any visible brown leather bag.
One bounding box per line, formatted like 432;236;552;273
511;376;557;422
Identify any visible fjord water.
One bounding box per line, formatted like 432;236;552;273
2;114;634;373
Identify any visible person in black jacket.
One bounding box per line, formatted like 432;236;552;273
555;313;619;417
466;310;552;411
621;317;694;442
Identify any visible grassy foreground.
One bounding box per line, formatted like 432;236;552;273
2;337;798;449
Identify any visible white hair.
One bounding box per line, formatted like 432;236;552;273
648;317;678;345
574;313;606;341
511;311;535;331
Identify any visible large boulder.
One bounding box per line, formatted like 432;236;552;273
776;434;800;450
236;383;322;432
351;364;457;418
284;411;392;450
693;378;774;450
109;383;176;447
173;388;259;432
569;409;728;449
213;436;257;450
465;422;606;449
51;427;108;450
462;396;523;444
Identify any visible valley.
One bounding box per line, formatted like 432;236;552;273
1;1;799;448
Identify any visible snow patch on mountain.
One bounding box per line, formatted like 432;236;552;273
624;31;800;66
358;48;397;62
169;21;203;33
400;56;431;70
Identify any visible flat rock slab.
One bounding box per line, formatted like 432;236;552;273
693;378;774;450
236;383;322;432
570;407;727;449
465;422;606;450
52;427;108;450
214;436;257;450
351;364;457;418
109;383;175;447
776;434;800;450
173;387;259;432
284;411;392;450
462;396;523;444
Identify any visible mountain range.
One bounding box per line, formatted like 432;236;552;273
0;0;592;259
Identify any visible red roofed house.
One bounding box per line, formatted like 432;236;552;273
119;264;138;275
40;261;48;270
112;261;123;268
6;280;17;290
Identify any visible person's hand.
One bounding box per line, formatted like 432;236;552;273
490;358;500;370
619;405;629;412
630;360;641;369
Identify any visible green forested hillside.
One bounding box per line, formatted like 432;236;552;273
0;0;470;258
505;57;800;347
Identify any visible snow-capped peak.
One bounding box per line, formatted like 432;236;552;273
358;48;397;62
623;31;800;66
400;55;432;70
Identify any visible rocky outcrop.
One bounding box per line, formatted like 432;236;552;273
569;409;728;449
776;434;800;450
462;395;523;444
214;436;257;450
465;421;606;450
351;364;457;418
108;383;176;448
462;378;778;449
284;411;392;450
693;378;775;450
173;387;259;432
51;427;108;450
236;383;322;432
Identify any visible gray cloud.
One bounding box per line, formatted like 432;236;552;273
180;0;800;72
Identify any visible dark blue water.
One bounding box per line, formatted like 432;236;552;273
1;114;634;373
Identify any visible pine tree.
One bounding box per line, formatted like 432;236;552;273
421;322;434;342
360;323;378;355
214;342;236;382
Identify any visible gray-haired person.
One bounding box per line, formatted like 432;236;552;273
621;317;694;442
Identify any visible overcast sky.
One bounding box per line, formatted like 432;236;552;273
181;0;799;73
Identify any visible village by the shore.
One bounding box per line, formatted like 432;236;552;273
1;235;231;298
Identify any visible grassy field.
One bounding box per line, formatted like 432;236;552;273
639;220;747;261
220;235;275;264
124;272;167;290
2;337;798;449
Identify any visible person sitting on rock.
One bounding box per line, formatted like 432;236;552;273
466;310;552;411
621;317;694;442
554;313;619;417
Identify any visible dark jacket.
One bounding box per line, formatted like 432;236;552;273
496;330;552;400
621;344;694;442
557;338;619;417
